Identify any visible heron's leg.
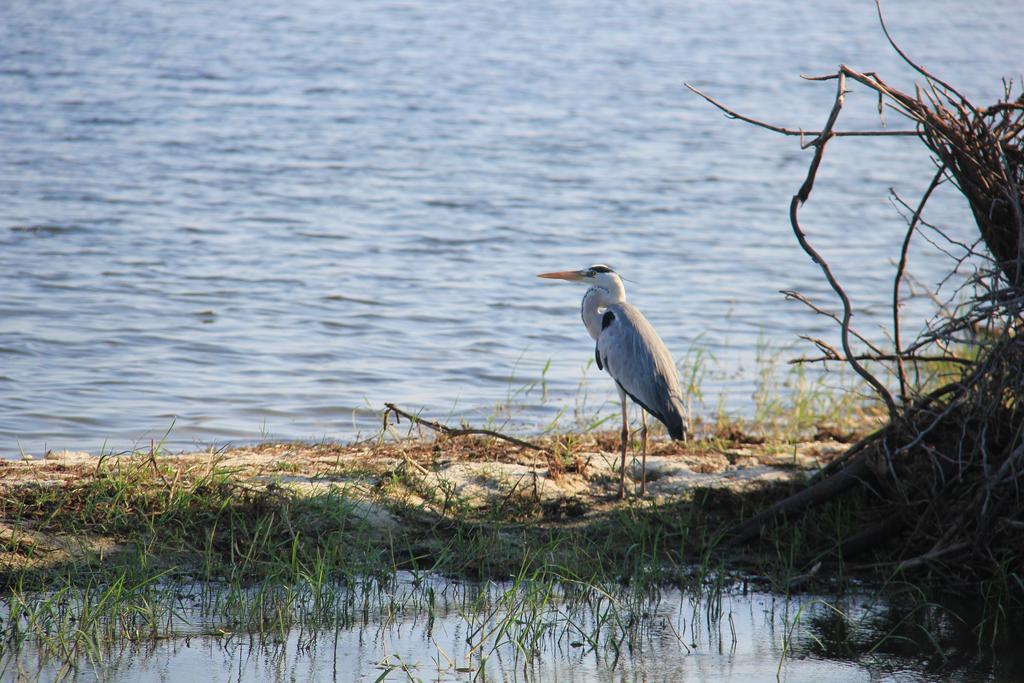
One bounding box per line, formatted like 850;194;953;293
640;411;648;496
618;391;628;499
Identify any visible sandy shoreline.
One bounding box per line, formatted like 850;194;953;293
0;431;847;506
0;429;855;578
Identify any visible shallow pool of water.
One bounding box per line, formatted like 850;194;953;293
7;572;1010;682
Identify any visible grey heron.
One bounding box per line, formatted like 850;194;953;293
539;264;688;498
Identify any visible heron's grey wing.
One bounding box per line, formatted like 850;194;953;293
594;311;615;370
596;303;687;438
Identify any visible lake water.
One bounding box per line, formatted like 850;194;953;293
1;0;1021;456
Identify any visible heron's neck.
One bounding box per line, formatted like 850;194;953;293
581;285;626;341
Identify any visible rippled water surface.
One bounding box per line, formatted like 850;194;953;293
1;0;1021;454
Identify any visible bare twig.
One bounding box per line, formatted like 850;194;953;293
383;403;548;453
784;72;899;420
683;82;918;142
893;542;970;572
782;290;884;355
873;0;974;114
790;352;972;366
893;165;947;401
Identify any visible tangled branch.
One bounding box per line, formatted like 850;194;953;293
382;403;548;453
689;7;1024;587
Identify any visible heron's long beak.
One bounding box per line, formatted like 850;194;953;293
537;270;585;281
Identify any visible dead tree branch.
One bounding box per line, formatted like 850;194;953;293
787;71;900;421
383;403;548;453
790;352;973;366
893;166;947;401
782;291;884;355
690;8;1024;587
683;83;919;142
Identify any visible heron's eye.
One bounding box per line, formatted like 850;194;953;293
587;270;595;277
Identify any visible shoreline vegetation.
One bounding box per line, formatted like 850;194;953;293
5;348;944;676
0;341;875;588
0;417;858;585
2;330;942;676
1;343;876;591
1;409;1020;677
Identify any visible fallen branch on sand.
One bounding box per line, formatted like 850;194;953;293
383;402;549;453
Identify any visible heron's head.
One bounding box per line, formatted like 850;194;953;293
537;264;623;290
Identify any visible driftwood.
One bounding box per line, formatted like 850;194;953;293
691;2;1024;585
383;402;548;453
725;444;874;547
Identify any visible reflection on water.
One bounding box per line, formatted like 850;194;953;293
1;0;1022;455
7;572;1011;682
